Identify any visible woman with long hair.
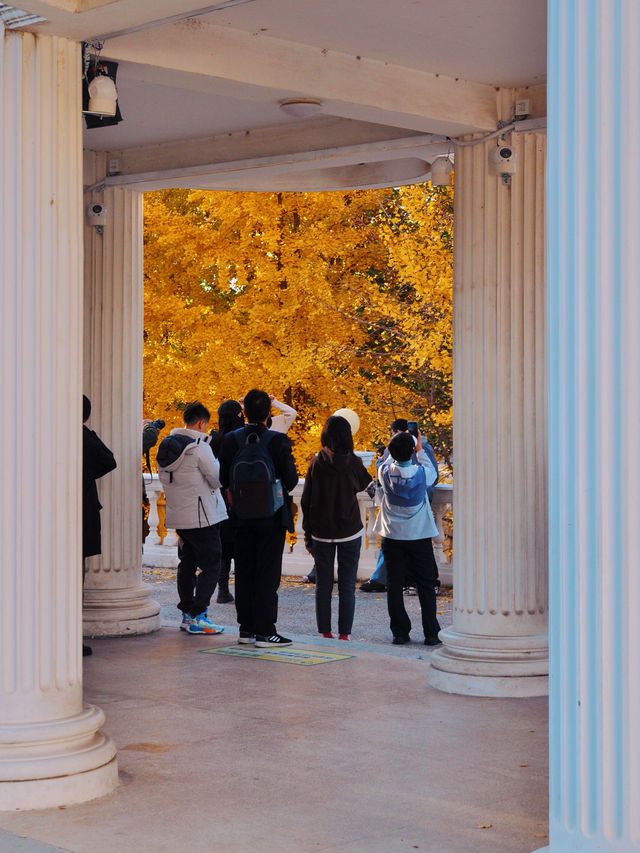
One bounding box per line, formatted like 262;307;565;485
300;415;372;640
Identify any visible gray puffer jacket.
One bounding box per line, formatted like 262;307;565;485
157;428;228;530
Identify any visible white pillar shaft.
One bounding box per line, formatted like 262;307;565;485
429;127;548;697
0;29;116;809
539;1;640;850
83;165;160;636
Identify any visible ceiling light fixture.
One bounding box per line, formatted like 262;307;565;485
87;73;118;117
82;41;123;128
279;99;323;118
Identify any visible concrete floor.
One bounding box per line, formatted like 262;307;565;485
0;623;548;853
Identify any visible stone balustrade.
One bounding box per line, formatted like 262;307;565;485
143;475;453;585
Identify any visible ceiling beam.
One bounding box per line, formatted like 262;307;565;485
102;116;432;176
98;130;449;192
103;19;498;135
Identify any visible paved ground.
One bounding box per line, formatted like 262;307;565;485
144;568;454;659
0;576;548;853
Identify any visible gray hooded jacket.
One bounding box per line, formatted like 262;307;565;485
157;428;228;530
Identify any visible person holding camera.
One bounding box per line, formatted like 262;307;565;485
359;418;439;593
374;430;442;646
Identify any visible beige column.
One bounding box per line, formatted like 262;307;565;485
0;30;117;808
429;124;548;697
83;155;160;636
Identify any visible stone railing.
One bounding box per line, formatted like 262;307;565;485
143;475;453;585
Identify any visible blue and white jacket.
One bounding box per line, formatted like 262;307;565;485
373;448;438;541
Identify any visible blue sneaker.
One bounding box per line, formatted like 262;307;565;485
179;613;190;632
186;613;225;635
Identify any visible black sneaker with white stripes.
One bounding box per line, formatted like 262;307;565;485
255;633;292;648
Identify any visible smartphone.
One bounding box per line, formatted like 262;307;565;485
407;420;418;437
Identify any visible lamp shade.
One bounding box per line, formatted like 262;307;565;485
87;74;117;116
333;408;360;435
430;156;453;186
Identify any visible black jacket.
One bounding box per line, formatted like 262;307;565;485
301;448;372;547
83;425;117;558
219;423;298;531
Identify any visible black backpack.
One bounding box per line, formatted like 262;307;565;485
229;429;285;519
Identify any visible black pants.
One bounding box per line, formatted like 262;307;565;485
313;538;361;635
234;520;286;636
176;524;222;617
381;537;441;641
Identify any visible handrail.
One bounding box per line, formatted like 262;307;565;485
143;475;454;584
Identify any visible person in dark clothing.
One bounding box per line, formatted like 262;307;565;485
82;395;117;656
209;399;245;603
219;389;298;647
301;416;372;640
142;417;165;543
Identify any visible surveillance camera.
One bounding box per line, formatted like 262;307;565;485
86;202;107;227
489;142;516;176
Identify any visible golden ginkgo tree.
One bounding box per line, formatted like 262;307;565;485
143;183;453;469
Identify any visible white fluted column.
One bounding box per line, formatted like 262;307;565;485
83;157;160;636
0;30;117;809
535;2;640;851
429;121;548;697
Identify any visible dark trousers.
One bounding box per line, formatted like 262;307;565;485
176;524;222;617
218;536;234;585
234;520;286;636
313;538;361;635
381;537;441;641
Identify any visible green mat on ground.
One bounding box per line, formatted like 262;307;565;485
200;645;354;666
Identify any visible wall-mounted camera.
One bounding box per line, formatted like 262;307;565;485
86;202;107;233
488;140;516;182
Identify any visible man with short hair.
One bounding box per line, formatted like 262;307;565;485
157;401;228;634
375;430;442;646
219;388;298;647
360;418;439;593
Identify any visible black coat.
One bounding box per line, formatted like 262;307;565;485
300;448;372;547
219;423;298;532
83;425;117;558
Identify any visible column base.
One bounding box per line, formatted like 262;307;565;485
83;584;161;637
0;705;118;810
428;627;548;697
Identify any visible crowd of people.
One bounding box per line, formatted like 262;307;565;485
82;389;443;652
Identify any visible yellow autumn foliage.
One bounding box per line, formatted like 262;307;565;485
143;184;453;469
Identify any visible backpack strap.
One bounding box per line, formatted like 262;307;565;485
232;427;277;450
258;430;277;450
